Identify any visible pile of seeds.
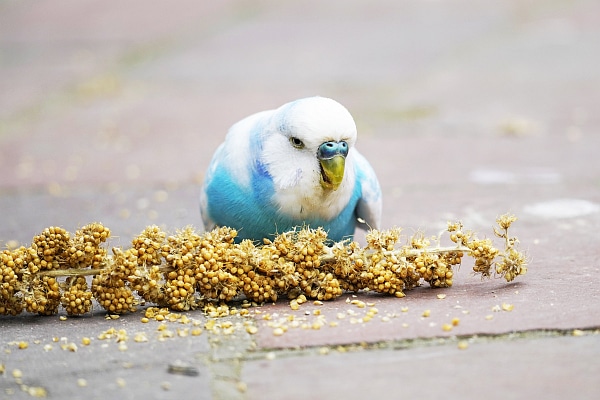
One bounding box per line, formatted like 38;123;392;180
0;214;527;316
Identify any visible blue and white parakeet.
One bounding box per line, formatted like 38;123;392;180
200;96;382;242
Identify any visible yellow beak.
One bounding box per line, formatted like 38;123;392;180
319;154;346;191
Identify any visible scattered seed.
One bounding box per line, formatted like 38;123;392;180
61;342;78;352
273;327;284;336
134;332;148;343
457;340;469;350
191;328;203;336
236;381;248;393
27;386;48;397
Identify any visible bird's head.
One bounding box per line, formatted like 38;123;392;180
264;97;357;193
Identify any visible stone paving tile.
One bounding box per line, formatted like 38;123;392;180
242;334;600;400
1;310;212;399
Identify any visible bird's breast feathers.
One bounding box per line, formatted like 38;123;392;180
266;149;358;222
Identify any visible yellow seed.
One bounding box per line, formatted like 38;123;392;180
501;303;514;312
134;332;148;343
237;381;248;393
140;317;149;323
436;294;447;300
61;342;78;352
451;317;460;326
12;368;23;378
572;329;585;337
245;325;258;335
27;386;48;397
77;378;88;387
442;323;453;332
18;341;28;349
81;337;91;346
457;340;469;350
422;310;431;318
273;327;284;336
191;328;203;336
59;316;68;321
351;300;366;308
177;328;189;337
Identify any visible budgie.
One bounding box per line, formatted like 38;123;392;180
200;96;382;243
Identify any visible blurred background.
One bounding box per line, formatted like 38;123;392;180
1;0;598;245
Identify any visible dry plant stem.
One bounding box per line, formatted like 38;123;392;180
319;245;470;263
36;245;471;278
39;268;104;277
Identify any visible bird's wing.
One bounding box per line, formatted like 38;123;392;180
199;110;273;231
353;149;382;230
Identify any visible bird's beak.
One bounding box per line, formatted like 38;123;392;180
318;141;348;191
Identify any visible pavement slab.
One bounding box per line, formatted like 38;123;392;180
1;0;599;399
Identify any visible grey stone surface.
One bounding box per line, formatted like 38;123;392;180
1;0;599;398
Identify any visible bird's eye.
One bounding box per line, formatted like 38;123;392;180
289;137;305;149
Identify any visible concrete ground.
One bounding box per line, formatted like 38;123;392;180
1;0;599;399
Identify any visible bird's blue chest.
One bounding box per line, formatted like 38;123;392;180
205;165;360;243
